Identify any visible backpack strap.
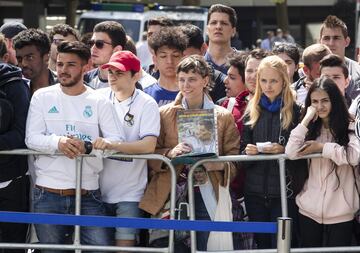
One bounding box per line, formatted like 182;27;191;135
226;97;236;113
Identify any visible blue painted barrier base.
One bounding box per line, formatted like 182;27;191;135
0;211;277;233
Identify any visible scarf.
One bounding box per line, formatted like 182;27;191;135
259;94;282;112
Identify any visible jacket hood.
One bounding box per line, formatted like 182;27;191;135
0;63;23;84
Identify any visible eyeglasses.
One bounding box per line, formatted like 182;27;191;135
88;40;112;49
53;39;65;46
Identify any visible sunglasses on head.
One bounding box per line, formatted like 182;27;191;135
88;40;112;49
53;39;65;46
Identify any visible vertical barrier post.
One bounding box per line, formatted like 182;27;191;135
166;160;177;253
277;217;291;253
278;158;288;217
74;157;83;253
188;164;197;253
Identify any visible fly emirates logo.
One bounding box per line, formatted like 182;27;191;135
64;124;92;141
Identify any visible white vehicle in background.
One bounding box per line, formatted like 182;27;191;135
78;3;208;42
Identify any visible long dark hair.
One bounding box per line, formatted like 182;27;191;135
303;77;354;189
303;76;352;145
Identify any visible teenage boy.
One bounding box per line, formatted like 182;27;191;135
179;24;226;102
319;15;360;100
26;41;124;250
292;43;331;105
94;50;160;248
48;24;80;71
244;48;268;100
144;27;187;106
205;4;237;74
319;53;351;106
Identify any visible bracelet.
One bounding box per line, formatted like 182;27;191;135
84;141;93;155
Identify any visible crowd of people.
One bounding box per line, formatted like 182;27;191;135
0;3;359;253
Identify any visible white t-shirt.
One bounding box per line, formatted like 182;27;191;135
98;88;160;203
26;84;125;190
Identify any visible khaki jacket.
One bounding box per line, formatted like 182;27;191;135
139;93;240;215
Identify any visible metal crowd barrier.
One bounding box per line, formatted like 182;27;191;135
0;150;359;253
187;153;360;253
0;149;177;253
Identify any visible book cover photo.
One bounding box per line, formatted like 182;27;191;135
172;109;219;165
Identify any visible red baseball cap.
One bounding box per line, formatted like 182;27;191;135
101;51;141;72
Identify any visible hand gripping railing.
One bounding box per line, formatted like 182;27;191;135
0;149;177;253
187;153;359;253
0;151;360;253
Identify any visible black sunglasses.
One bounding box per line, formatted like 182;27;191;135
88;40;112;49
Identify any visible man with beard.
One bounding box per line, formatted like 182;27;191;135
13;28;57;95
25;41;124;250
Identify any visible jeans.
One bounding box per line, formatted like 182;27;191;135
105;201;143;241
33;187;111;253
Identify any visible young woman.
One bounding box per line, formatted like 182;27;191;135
139;55;240;250
241;55;305;248
286;76;360;247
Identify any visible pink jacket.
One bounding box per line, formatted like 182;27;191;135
285;123;360;224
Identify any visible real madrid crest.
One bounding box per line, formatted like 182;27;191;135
83;105;93;118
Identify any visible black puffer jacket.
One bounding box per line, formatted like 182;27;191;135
0;63;30;182
240;102;307;198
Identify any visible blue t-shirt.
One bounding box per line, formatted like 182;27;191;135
144;82;178;107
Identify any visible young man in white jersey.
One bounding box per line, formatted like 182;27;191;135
25;41;124;251
93;51;160;248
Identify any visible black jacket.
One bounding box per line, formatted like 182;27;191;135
0;63;30;182
240;103;307;198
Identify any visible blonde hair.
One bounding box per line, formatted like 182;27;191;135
244;55;294;129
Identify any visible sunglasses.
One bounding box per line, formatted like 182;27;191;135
88;40;112;49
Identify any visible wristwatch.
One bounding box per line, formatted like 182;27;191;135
84;141;93;155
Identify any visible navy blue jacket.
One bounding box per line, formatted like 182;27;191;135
0;63;30;182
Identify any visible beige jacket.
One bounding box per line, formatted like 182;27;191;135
139;93;240;215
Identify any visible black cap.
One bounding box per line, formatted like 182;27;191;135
0;22;27;39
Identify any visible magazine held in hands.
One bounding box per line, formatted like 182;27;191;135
172;109;219;165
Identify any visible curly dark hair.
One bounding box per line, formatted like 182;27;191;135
13;28;51;56
49;24;80;42
148;27;187;54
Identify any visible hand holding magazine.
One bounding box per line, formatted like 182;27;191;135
172;109;218;165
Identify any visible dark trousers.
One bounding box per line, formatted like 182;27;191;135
244;195;299;249
0;175;29;253
299;213;353;248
